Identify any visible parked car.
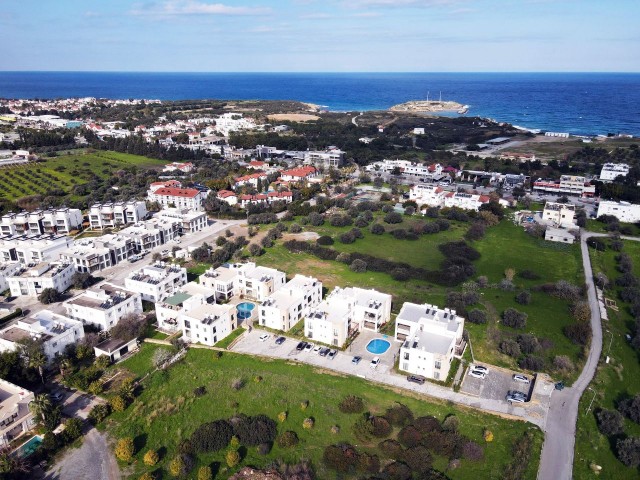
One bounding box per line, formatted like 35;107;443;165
313;345;322;354
472;365;488;374
161;249;170;256
49;391;64;402
259;333;270;342
328;349;337;360
275;336;286;345
468;369;486;379
319;348;330;357
352;356;362;365
175;239;181;244
296;341;307;351
506;393;526;403
304;343;314;352
513;374;530;384
129;255;140;262
370;357;381;369
407;375;426;385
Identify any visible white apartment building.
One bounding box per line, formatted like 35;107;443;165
533;175;596;197
89;201;148;229
259;274;322;331
0;379;35;447
199;262;286;302
395;302;465;381
542;202;576;228
597;200;640;223
233;172;268;190
59;235;135;273
304;286;392;347
365;159;412;173
304;149;344;168
163;162;194;173
217;190;238;206
7;262;75;297
125;263;188;302
0;234;73;264
155;282;215;332
147;186;209;211
118;219;180;252
182;303;237;347
213;112;257;137
443;192;493;211
0;262;22;292
409;185;446;207
0;208;83;236
155;208;207;233
279;166;318;183
64;283;142;331
0;311;84;362
600;163;630;182
238;191;293;208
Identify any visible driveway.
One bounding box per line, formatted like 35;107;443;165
461;365;534;403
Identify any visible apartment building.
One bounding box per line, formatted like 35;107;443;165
597;200;640;223
163;162;194;173
182;303;237;347
217;190;238;206
304;148;344;168
59;235;135;273
0;311;84;362
155;208;207;233
542;202;576;228
233;172;268;190
395;302;465;381
238;191;293;208
599;163;630;182
124;263;188;302
89;201;148;229
199;262;286;302
0;234;73;264
0;379;35;447
117;219;180;252
7;262;75;297
409;185;446;207
64;282;142;331
155;282;214;332
0;262;22;292
147;187;208;211
533;175;596;197
259;274;322;331
279;166;318;183
0;208;83;236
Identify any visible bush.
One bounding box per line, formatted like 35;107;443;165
462;441;485;461
499;339;521;357
350;259;367;273
596;408;625;436
357;453;381;473
483;430;494;442
384;212;403;224
190;419;233;452
88;403;111;425
518;355;545;371
371;416;392;438
502;308;528;329
197;466;213;480
248;243;263;256
398;425;422;448
62;417;83;442
467;309;487;325
413;416;442;435
571;301;591;322
441;415;459;432
403;445;433;473
144;449;159;466
257;442;271;455
564;321;592;346
115;437;135;462
234;414;278;446
354;216;369;228
110;395;127;412
381;461;412;480
139;473;155;480
231;378;245;390
465;221;486;240
289;223;302;233
193;386;206;397
316;235;334;246
330;214;353;227
339;395;365;413
515;291;531;305
617;437;640;467
370;223;385;235
517;334;541;354
378;439;404;458
278;411;287;423
226;449;240;468
339;232;355;244
323;444;359;473
303;417;314;429
618;394;640;424
386;403;414;427
519;269;541;280
38;287;61;304
277;431;299;448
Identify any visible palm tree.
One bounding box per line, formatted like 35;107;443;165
28;350;47;384
29;394;52;424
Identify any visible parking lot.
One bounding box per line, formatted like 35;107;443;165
460;364;534;404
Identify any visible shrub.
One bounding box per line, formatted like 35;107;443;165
316;235;334;246
197;466;213;480
110;395;127;412
234;414;278;446
248;243;262;256
499;339;521;357
483;430;494;442
231;378;245;390
38;287;61;304
303;418;314;429
139;473;155;480
193;386;206;397
278;411;287;423
564;321;592;346
465;221;486;240
441;415;459;432
357;453;381;473
553;355;574;373
384;212;403;224
300;400;309;410
398;425;422;448
152;348;173;368
257;442;271;455
115;437;135;462
379;439;404;458
289;223;302;233
515;291;531;305
571;301;591;322
519;269;541;280
467;309;487;325
370;223;385;235
518;355;545;371
462;441;485;461
349;259;367;273
403;445;433;473
381;461;412;480
413;416;442;435
277;431;299;448
230;435;240;449
190;419;233;452
517;334;541;354
339;232;355;244
502;308;528;329
144;449;159;466
331;425;340;434
88;403;111;425
617;394;640;424
339;395;365;413
371;416;392;438
353;416;374;442
392;228;407;239
616;437;640;467
596;408;625;436
226;449;240;468
63;417;83;442
386;403;414;427
323;444;359;473
553;280;582;301
354;216;369;228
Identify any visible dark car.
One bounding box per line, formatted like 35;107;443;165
319;348;330;357
275;336;286;345
49;391;64;402
296;341;307;351
407;375;426;385
352;356;362;365
328;349;337;360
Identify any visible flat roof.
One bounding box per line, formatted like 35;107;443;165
164;291;192;306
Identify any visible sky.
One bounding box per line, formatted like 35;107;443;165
1;0;638;72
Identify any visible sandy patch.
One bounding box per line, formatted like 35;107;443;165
268;113;320;122
283;231;320;241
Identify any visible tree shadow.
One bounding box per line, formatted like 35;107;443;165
134;433;148;452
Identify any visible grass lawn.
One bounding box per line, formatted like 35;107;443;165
573;239;640;479
108;345;543;480
0;151;166;201
214;327;246;349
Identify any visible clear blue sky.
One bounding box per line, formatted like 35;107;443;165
2;0;638;72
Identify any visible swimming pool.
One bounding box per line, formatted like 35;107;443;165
366;339;391;355
237;302;255;320
14;435;42;457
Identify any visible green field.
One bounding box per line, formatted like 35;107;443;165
0;151;166;201
109;345;543;479
573;239;640;479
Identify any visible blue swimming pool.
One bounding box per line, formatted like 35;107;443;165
237;302;255;320
14;435;42;457
366;339;391;355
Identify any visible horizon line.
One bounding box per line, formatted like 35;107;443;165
1;70;639;75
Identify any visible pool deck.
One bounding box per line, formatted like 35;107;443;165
347;328;399;365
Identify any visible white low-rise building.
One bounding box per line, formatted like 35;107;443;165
545;227;576;244
597;200;640;223
0;379;35;447
125;263;188;302
409;184;446;207
600;163;630;182
7;262;75;297
59;235;135;273
217;190;238;206
542;202;576;228
182;303;237;347
200;262;286;302
89;201;148;230
64;283;142;331
94;337;139;363
163;162;194;173
147;186;209;211
155;282;215;332
0;262;22;292
0;234;73;264
155;208;207;233
533;175;596;197
118;219;180;252
0;208;83;236
395;302;465;381
259;274;322;331
0;311;84;362
304;148;344;168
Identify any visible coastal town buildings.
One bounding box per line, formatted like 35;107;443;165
124;262;188;302
0;234;74;264
147;186;209;211
599;163;630;182
93;337;139;363
597;200;640;223
154;208;207;233
545;227;576;244
304;148;344;168
199;262;286;302
59;235;135;273
259;274;322;332
238;191;293;208
89;201;148;230
0;262;22;292
155;282;214;332
0;208;83;236
533;175;596;197
542;202;577;228
0;379;35;447
7;262;75;297
216;190;238;206
163;162;194;173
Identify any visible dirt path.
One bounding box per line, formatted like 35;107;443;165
45;428;120;480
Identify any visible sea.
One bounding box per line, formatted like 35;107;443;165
1;72;639;137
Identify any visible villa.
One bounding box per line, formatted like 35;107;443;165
259;274;322;331
7;262;75;297
124;263;187;302
542;202;576;228
155;282;215;332
0;379;35;447
199;262;286;302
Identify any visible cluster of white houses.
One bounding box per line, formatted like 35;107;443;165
409;184;508;211
532;175;596;197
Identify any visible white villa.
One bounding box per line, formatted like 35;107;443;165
0;379;35;447
182;303;237;347
7;262;75;297
542;202;576;228
259;274;322;331
395;303;465;381
600;163;629;182
199;262;286;302
155;282;215;332
124;263;188;302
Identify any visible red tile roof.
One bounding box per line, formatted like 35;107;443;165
217;190;236;198
479;195;491;203
152;187;201;198
235;172;267;183
281;166;316;178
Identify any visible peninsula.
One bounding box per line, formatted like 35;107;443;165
390;99;466;113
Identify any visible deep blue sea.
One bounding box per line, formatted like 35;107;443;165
1;72;639;137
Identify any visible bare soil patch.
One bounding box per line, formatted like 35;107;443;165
268;113;320;122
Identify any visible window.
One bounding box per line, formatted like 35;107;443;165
402;362;409;371
434;361;441;370
404;353;409;360
184;320;191;328
434;371;440;380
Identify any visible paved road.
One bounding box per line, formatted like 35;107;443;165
537;231;604;480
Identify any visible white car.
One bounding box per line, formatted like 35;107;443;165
513;374;530;384
313;345;322;354
259;333;270;342
472;365;488;374
468;369;486;379
304;343;314;352
370;357;380;369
